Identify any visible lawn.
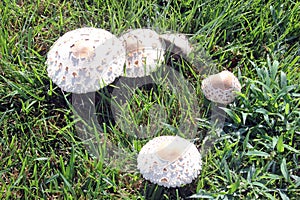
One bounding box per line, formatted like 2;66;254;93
0;0;299;199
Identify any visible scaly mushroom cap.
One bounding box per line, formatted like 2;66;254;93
159;33;192;57
137;136;202;188
201;70;241;104
46;27;125;93
121;29;165;77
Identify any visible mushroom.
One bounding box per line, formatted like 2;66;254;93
46;27;125;93
137;135;202;188
46;27;126;157
201;70;241;105
120;29;165;77
159;33;192;58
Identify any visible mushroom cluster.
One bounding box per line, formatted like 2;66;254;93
46;27;242;190
137;136;202;188
46;28;170;91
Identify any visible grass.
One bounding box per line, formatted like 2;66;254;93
0;0;299;199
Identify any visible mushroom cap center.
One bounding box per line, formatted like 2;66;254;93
155;137;190;162
70;40;95;60
209;71;234;90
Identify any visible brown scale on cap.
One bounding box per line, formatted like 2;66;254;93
97;66;103;71
72;72;78;78
160;178;168;183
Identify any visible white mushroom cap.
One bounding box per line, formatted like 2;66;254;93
46;27;125;94
159;33;192;57
201;70;241;104
120;29;165;77
137;136;202;188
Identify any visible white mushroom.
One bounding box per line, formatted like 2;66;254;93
46;28;126;160
159;33;192;57
46;27;125;94
201;70;241;105
137;135;202;188
120;29;165;77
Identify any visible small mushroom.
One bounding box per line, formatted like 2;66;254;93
159;33;192;57
201;70;241;105
120;29;165;77
137;136;202;188
46;27;125;94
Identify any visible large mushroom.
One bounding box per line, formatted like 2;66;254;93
201;70;241;105
46;27;126;156
46;27;125;93
137;135;202;188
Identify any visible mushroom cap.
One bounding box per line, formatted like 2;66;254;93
46;27;125;94
137;136;202;188
120;29;165;77
201;70;241;104
159;33;192;57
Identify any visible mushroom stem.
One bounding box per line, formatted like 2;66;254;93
211;102;227;130
72;92;101;131
72;92;104;157
71;93;133;170
201;102;226;155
